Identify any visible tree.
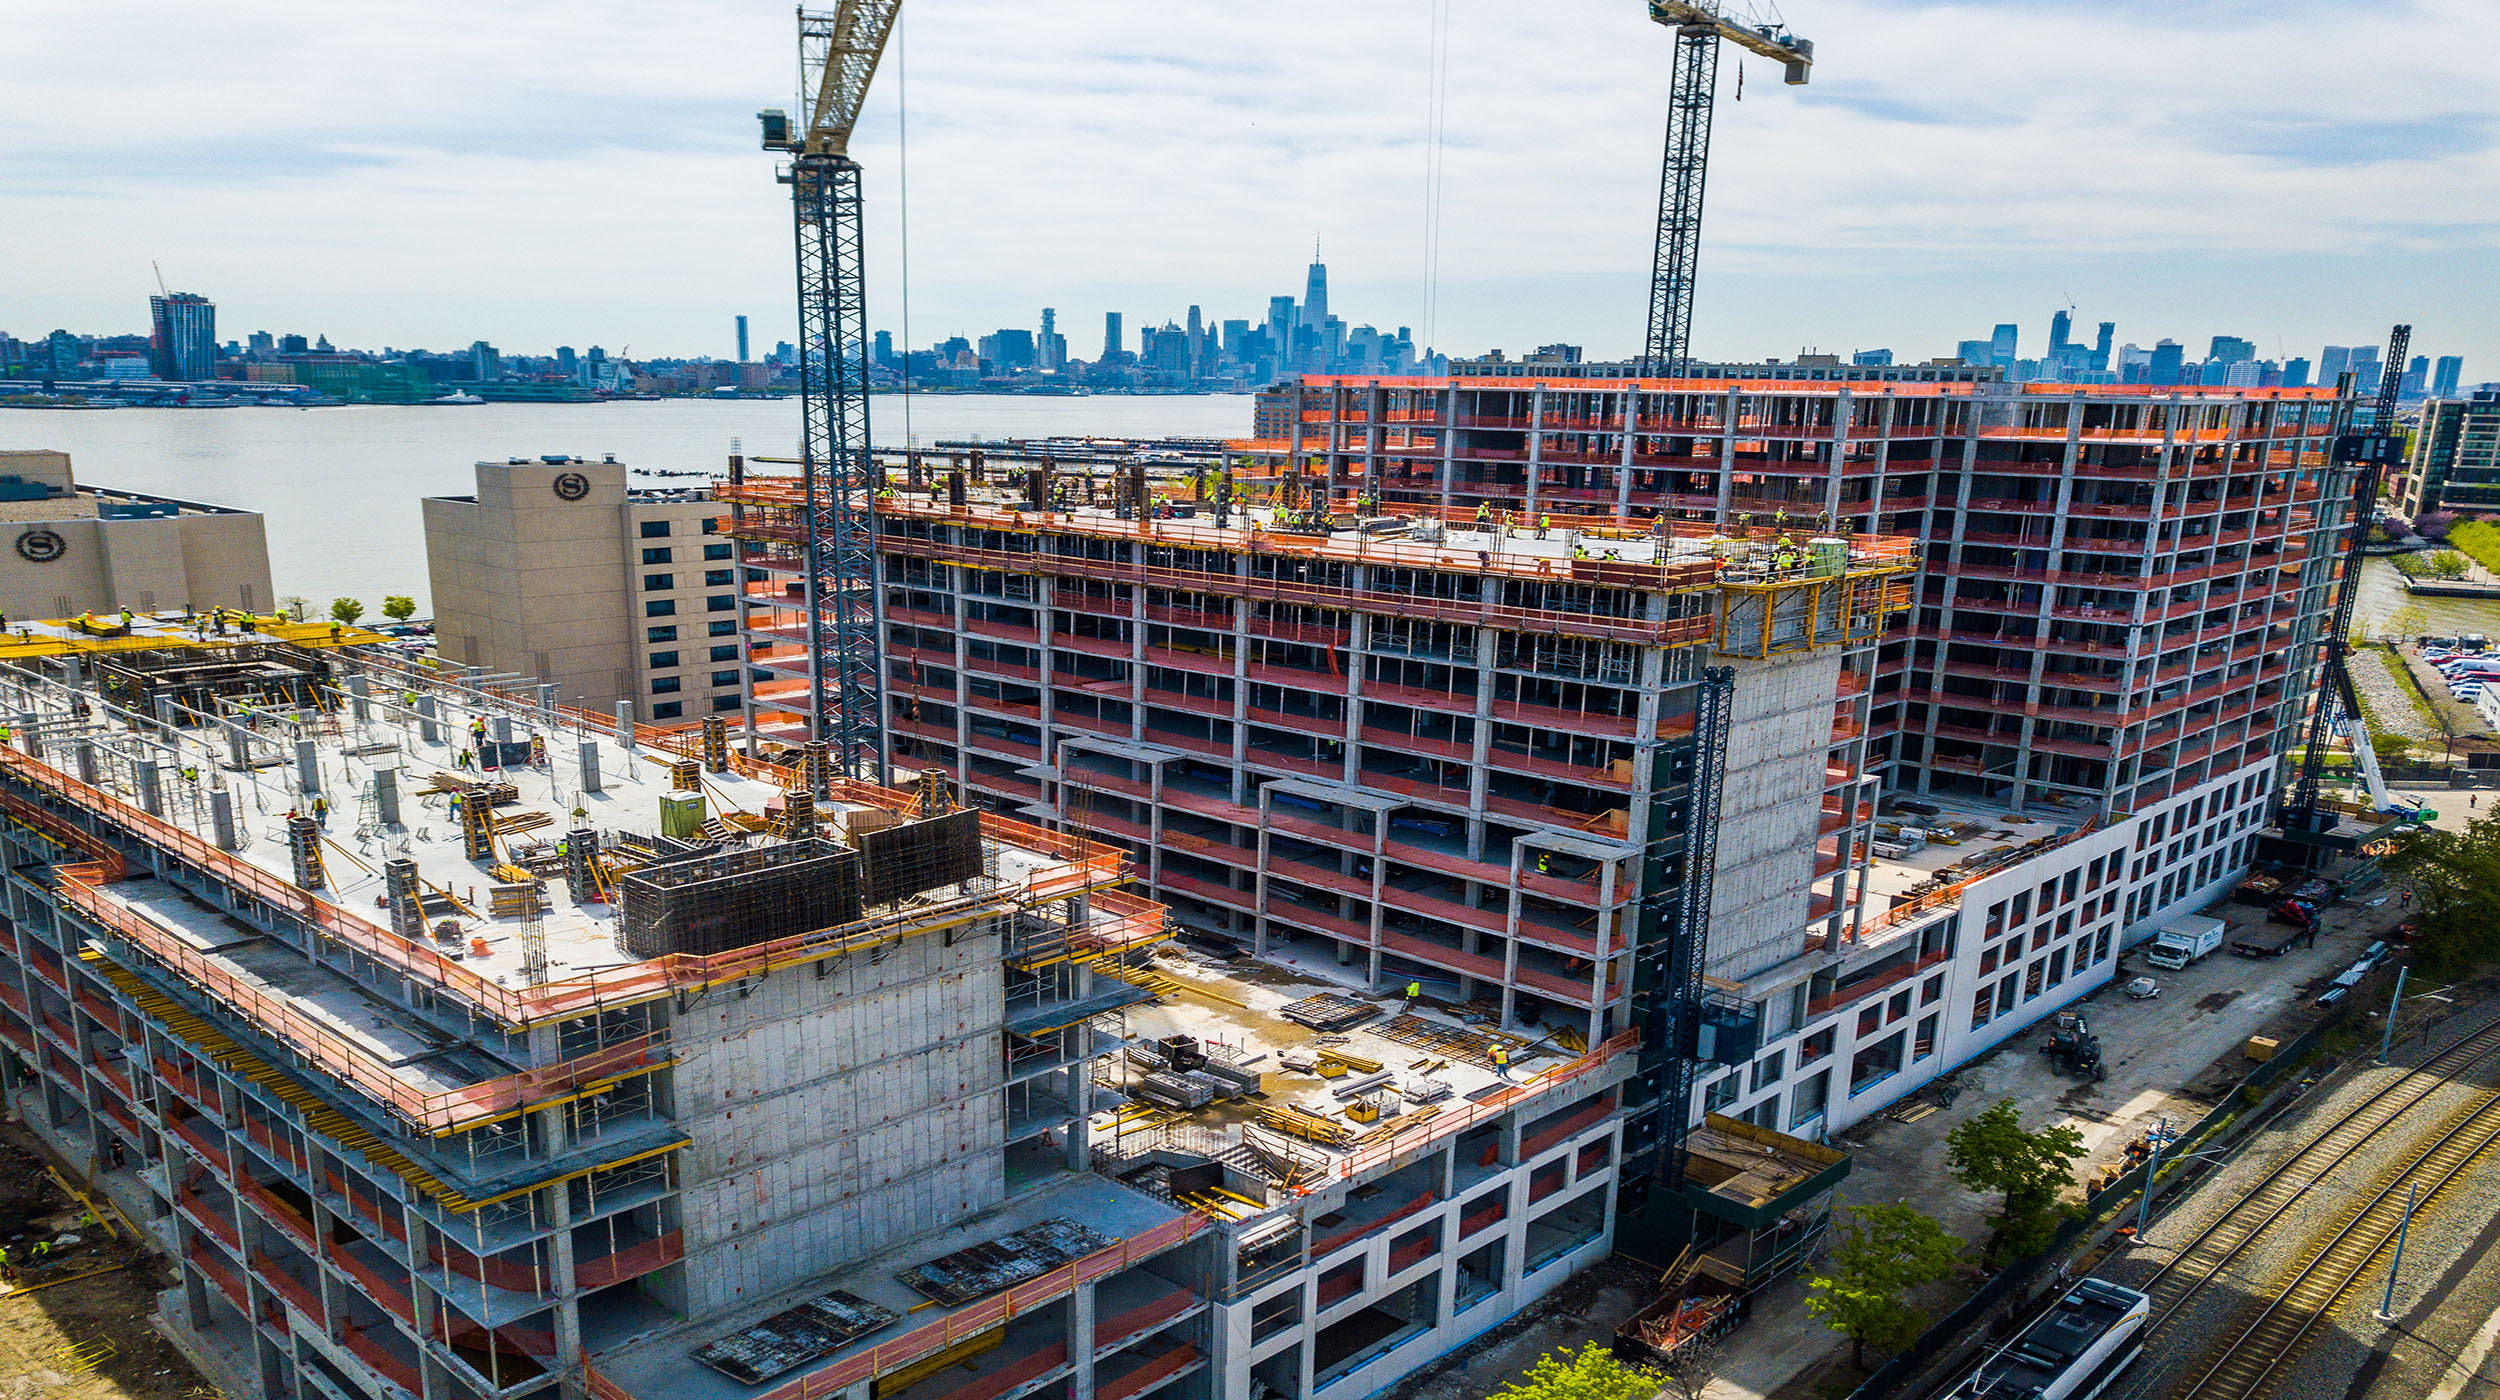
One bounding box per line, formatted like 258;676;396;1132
1805;1205;1964;1369
329;597;365;625
381;595;418;622
2387;603;2431;642
1946;1100;2086;1262
2417;510;2459;542
2373;733;2416;766
278;595;310;622
2385;810;2500;975
1655;1339;1720;1400
1485;1346;1663;1400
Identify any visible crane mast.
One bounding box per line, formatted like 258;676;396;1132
2285;323;2410;837
760;1;901;784
1640;2;1812;377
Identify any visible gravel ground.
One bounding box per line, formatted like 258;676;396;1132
2091;995;2500;1400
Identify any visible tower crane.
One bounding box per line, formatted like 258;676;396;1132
759;1;901;784
2283;323;2411;845
1640;2;1813;377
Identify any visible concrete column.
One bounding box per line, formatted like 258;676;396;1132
1340;600;1365;785
16;710;40;759
1615;385;1638;522
211;789;238;851
579;741;602;794
136;760;163;815
74;737;97;786
295;738;321;795
538;682;559;717
1066;1279;1098;1400
492;715;513;744
374;769;401;826
347;674;370;722
1716;387;1741;521
154;694;179;733
540;1148;584;1373
614;700;635;748
1523;384;1546;519
415;694;439;744
1437;384;1460;518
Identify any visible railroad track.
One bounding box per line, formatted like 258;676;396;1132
2169;1084;2500;1400
2131;1011;2500;1339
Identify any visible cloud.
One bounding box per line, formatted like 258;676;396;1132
1;0;2493;371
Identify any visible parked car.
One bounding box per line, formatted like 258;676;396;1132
2125;977;2161;999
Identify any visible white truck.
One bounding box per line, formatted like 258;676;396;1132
2143;914;2226;970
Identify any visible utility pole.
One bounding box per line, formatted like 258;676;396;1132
2375;1180;2419;1322
2377;964;2409;1064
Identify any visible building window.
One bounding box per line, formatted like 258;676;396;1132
710;644;740;662
646;625;678;643
644;600;676;617
652;701;683;719
704;569;733;587
704;543;733;561
1749;1050;1785;1093
711;694;742;712
702;516;721;534
1913;1013;1939;1061
1970;987;1992;1029
640;521;670;539
2023;962;2045;1001
1921;973;1944;1006
706;595;736;612
651;677;682;694
644;573;674;591
642;547;672;564
1856;1005;1882;1038
1704;1074;1740;1112
2047;946;2068;988
708;620;737;637
649;651;679;670
711;670;739;687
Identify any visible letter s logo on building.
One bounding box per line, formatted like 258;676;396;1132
14;529;66;563
552;472;592;501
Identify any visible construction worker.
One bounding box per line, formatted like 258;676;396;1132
311;794;329;827
1406;979;1422;1008
1535;852;1552;875
1537;513;1552;540
1490;1044;1511;1080
0;1243;10;1276
1475;502;1492;531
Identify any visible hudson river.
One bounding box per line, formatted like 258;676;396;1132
1;394;1250;612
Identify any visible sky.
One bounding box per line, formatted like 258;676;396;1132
5;0;2497;373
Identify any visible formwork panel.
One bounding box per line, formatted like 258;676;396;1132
617;839;865;958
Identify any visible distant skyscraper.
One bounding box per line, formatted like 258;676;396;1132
1852;349;1893;367
148;291;216;381
2092;322;2115;372
2149;339;2185;385
1989;323;2018;368
470;340;500;381
2208;335;2255;365
2283;357;2311;389
1186;305;1203;376
2318;345;2352;387
1103;311;1124;361
246;330;274;356
1955;339;1993;367
1039;308;1059;370
873;330;893;366
2434;355;2465;400
2048;311;2073;355
556;346;579;380
2349;346;2382;394
1260;297;1300;360
1302;251;1329;329
736;315;750;363
2403;355;2429;399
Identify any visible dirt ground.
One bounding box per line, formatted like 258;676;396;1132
0;1123;206;1400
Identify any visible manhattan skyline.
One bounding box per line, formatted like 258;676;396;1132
7;1;2496;367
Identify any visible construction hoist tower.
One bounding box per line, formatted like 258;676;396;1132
1640;2;1814;377
2281;323;2412;848
759;1;901;783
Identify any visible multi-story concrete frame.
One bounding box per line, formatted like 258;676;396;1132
0;621;1208;1400
0;449;274;620
426;456;750;722
0;615;1756;1400
1256;377;2350;824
